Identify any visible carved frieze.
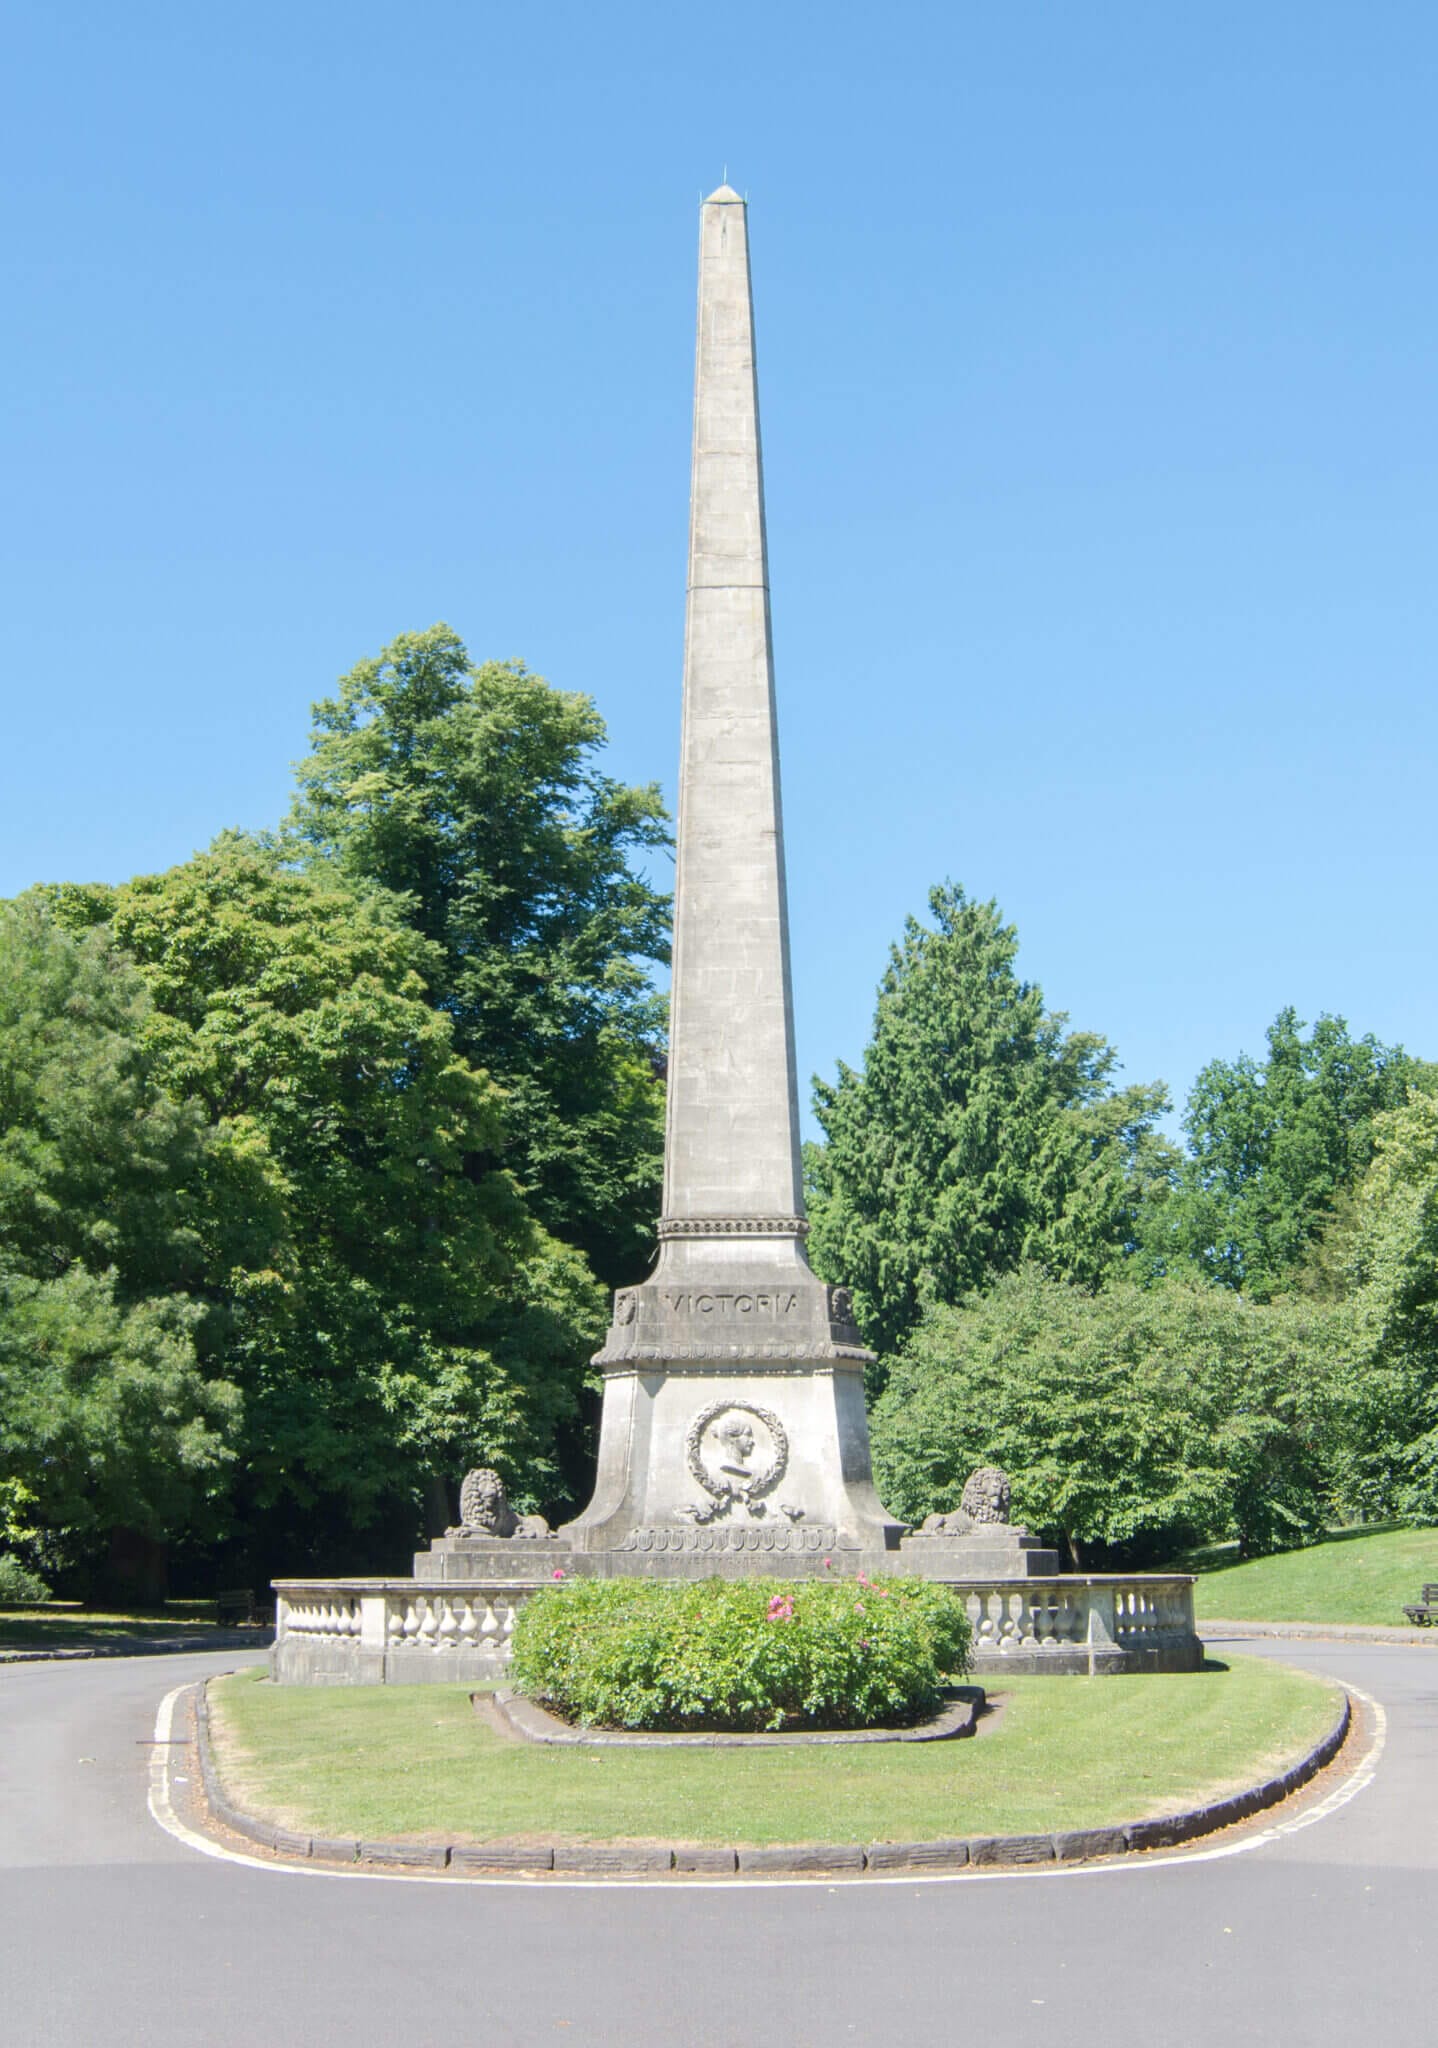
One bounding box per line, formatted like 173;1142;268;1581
617;1523;837;1554
656;1215;810;1238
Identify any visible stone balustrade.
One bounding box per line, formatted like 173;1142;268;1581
956;1576;1198;1673
273;1581;537;1684
272;1571;1199;1684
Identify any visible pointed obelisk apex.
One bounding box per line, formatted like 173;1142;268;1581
663;183;804;1233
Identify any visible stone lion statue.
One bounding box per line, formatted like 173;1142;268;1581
918;1464;1020;1537
960;1465;1012;1525
457;1468;519;1538
449;1467;553;1540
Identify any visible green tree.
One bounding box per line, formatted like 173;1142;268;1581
1329;1083;1438;1519
0;899;239;1594
0;896;206;1296
0;1265;237;1583
58;836;605;1569
807;883;1169;1371
1142;1009;1414;1297
871;1267;1346;1564
284;626;671;1286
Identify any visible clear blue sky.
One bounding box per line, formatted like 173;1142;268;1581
4;3;1435;1135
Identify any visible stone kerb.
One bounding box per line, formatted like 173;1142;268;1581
271;1571;1200;1685
191;1678;1353;1877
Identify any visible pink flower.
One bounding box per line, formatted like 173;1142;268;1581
823;1557;833;1570
858;1637;870;1650
854;1601;866;1614
857;1573;871;1588
551;1568;566;1581
765;1593;795;1623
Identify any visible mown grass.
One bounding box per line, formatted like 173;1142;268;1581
1190;1526;1438;1627
208;1655;1339;1847
0;1600;265;1650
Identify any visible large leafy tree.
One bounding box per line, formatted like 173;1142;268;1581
1327;1083;1438;1520
871;1267;1347;1565
0;899;239;1593
0;1266;237;1566
54;837;605;1571
284;626;671;1286
807;884;1169;1370
1140;1009;1415;1297
0;895;206;1295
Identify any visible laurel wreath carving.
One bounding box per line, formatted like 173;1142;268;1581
684;1399;789;1510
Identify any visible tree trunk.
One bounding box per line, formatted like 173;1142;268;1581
425;1472;452;1539
1065;1530;1084;1572
99;1527;169;1608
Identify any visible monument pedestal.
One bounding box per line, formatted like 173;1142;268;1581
559;1238;902;1566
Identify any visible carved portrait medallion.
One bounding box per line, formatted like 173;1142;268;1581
684;1400;789;1518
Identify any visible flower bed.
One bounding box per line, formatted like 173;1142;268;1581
508;1573;971;1732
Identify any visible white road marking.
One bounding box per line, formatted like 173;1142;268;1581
147;1678;1387;1892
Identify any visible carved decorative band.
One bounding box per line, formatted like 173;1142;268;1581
657;1215;810;1238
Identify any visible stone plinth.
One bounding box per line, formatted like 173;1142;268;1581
900;1530;1061;1577
562;1259;902;1560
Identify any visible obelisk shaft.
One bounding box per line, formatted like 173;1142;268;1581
662;187;804;1228
566;187;896;1557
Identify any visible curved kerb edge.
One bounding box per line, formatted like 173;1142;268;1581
485;1686;983;1746
189;1678;1354;1877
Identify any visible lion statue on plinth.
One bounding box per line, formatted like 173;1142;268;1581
917;1464;1025;1537
448;1468;552;1540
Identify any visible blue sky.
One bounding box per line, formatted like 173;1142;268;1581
4;3;1434;1136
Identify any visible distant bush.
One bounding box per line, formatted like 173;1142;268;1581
508;1573;971;1732
0;1554;51;1604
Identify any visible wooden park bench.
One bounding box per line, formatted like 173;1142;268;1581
214;1588;262;1626
1401;1582;1438;1627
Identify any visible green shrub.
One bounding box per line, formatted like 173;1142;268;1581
0;1553;52;1604
508;1573;971;1732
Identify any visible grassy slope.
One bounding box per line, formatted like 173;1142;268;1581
1192;1527;1438;1626
209;1656;1337;1847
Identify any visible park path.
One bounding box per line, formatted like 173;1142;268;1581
1;1636;1434;2047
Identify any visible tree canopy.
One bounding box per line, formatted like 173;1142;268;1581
871;1266;1348;1564
1139;1008;1415;1297
284;626;671;1287
0;899;238;1590
1327;1084;1438;1521
95;836;604;1556
806;883;1169;1370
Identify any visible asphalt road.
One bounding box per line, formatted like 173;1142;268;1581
1;1637;1433;2048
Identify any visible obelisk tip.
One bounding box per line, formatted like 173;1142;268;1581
704;182;744;204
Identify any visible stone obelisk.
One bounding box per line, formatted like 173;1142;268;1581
564;188;901;1567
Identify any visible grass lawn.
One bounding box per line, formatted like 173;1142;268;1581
208;1655;1339;1847
0;1601;264;1650
1191;1526;1438;1627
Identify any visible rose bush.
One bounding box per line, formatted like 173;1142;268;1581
508;1573;970;1731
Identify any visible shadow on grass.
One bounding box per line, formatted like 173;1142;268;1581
0;1600;270;1650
